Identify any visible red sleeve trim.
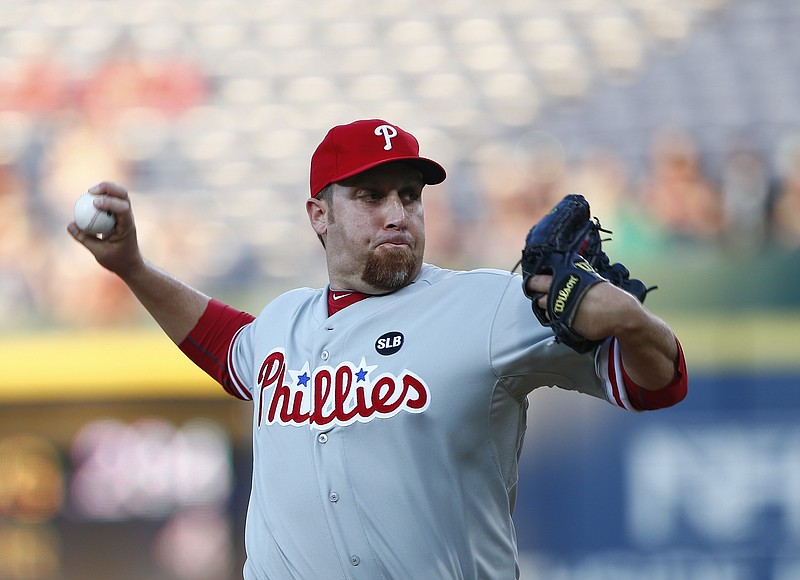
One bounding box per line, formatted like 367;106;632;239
608;358;626;409
179;299;255;400
622;339;688;411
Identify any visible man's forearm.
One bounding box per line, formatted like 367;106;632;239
567;282;680;390
121;259;211;344
615;312;679;391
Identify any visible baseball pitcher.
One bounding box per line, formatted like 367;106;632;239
69;119;687;579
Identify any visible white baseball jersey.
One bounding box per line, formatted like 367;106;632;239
224;264;632;579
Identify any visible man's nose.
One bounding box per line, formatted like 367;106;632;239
383;193;407;228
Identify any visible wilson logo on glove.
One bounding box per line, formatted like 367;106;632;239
553;275;579;315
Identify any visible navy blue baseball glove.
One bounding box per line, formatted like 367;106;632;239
516;194;655;353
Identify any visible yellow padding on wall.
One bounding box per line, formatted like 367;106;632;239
667;311;800;371
0;330;221;401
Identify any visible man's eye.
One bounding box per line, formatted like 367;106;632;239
360;190;381;200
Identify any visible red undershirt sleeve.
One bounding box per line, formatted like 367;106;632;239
178;299;255;400
622;338;688;411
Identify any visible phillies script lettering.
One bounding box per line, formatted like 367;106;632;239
256;350;430;428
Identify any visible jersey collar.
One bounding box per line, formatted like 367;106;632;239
327;289;371;316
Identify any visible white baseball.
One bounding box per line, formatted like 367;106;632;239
73;193;116;236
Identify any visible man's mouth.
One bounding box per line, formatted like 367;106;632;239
375;236;412;250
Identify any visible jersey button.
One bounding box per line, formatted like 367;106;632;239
317;433;328;444
350;555;360;566
329;492;339;503
321;350;329;361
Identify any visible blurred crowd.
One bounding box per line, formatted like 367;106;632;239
0;44;207;330
2;47;800;331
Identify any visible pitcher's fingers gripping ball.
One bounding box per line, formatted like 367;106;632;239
73;192;116;237
517;193;655;353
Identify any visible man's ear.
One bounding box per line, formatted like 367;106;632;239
307;197;329;237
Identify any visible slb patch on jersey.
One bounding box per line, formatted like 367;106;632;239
375;331;404;356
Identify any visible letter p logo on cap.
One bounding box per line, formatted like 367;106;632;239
374;124;398;150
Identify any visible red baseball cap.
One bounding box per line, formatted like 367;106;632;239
309;119;447;198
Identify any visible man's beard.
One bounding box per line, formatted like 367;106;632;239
362;246;418;292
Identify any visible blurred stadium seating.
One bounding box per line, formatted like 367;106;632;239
1;0;799;330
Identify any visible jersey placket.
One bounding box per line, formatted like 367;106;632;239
312;325;380;578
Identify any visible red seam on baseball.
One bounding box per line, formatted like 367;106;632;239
87;211;100;231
